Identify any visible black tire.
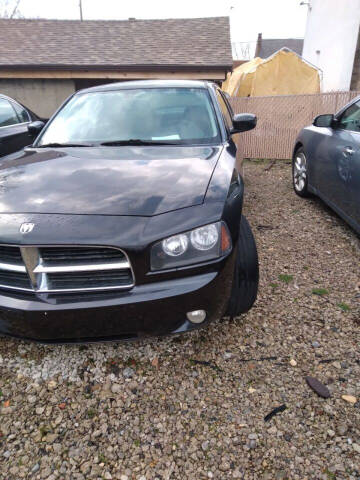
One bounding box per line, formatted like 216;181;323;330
292;147;311;197
226;215;259;317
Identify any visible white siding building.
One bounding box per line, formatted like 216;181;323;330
302;0;360;91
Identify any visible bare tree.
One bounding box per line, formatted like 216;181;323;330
79;0;83;21
0;0;23;18
232;41;254;61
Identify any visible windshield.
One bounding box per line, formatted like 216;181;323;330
37;87;221;146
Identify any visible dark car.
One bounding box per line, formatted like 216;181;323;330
0;80;258;343
292;96;360;234
0;94;42;157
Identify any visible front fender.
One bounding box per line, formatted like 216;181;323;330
204;143;244;243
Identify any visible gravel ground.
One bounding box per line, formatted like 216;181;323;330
0;159;359;480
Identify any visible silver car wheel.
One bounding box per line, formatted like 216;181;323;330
293;152;307;192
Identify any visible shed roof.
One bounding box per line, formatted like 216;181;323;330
0;17;233;71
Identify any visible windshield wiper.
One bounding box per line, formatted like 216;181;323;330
100;139;177;146
36;142;94;148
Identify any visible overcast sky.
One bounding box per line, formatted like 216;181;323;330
16;0;308;44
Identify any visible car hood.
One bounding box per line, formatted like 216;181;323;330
0;145;222;216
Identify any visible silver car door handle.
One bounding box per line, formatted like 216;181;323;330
344;146;354;155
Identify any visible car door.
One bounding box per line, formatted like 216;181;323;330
333;100;360;227
0;98;33;157
350;143;360;228
315;100;360;222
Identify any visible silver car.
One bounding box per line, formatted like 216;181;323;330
292;96;360;234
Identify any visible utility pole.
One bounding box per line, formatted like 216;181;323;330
79;0;83;20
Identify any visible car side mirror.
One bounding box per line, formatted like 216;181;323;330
28;121;45;135
231;113;257;134
313;114;335;128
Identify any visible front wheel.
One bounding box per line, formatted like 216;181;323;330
226;216;259;317
292;148;311;197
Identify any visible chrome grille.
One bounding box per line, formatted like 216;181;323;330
47;270;133;290
39;247;125;265
0;269;32;290
0;246;23;265
0;246;134;293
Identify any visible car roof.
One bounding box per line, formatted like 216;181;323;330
77;79;215;95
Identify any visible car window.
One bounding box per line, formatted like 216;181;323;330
338;100;360;132
215;90;233;131
37;88;221;146
0;98;20;127
11;101;30;123
221;91;234;117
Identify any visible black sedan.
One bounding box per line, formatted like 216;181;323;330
0;80;258;343
293;96;360;234
0;94;42;156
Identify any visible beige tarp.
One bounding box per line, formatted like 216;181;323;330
222;49;320;97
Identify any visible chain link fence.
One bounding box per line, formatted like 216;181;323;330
229;91;360;160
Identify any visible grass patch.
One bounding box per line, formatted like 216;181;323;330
278;274;293;284
324;469;336;480
337;302;350;312
312;288;329;296
98;452;106;464
39;425;51;438
87;408;96;419
269;283;279;289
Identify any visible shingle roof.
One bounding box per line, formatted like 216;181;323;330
257;38;304;58
0;17;233;70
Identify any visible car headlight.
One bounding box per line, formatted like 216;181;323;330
151;221;232;271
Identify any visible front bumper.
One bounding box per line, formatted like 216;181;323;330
0;254;235;343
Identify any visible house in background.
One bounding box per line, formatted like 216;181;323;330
231;34;304;63
254;33;304;58
0;17;232;117
302;0;360;92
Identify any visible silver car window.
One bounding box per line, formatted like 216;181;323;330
11;101;30;123
0;98;21;128
338;100;360;133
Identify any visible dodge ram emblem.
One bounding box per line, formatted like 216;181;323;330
20;223;35;234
